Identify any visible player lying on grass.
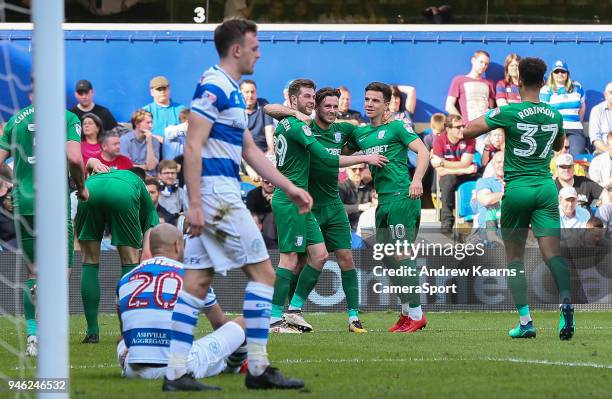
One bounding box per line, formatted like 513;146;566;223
76;167;159;344
263;79;388;334
117;224;248;382
464;57;575;340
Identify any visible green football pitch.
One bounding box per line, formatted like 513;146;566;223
1;311;611;398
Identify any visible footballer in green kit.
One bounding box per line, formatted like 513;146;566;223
0;101;88;356
464;57;575;340
76;167;159;343
267;87;371;332
266;79;387;333
347;82;430;333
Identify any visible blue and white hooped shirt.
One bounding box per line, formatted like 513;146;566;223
540;82;585;130
191;65;248;193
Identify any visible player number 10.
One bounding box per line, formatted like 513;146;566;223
389;224;406;239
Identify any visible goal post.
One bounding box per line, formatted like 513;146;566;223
32;1;69;398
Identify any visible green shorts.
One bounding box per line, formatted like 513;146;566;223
16;214;74;268
375;197;421;244
75;178;144;248
312;200;352;252
501;182;560;242
272;195;324;253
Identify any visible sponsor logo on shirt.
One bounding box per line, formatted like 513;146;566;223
204;90;217;103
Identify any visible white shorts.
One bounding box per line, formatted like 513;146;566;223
184;190;269;274
119;321;245;380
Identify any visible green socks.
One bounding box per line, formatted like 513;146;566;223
81;263;100;335
289;264;321;310
548;256;571;304
271;267;293;319
288;271;299;304
341;269;359;319
122;264;138;277
507;261;528;310
23;279;37;336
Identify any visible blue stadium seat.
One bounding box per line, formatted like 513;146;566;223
454;180;477;223
574;153;594;163
473;151;482;167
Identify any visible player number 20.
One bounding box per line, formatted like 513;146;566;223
127;272;183;310
514;123;558;158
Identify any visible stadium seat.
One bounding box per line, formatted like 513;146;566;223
454;181;477;224
473;152;482;167
574;153;594;163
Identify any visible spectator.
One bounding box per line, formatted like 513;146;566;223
240;79;274;154
0;190;16;250
422;4;453;23
246;178;277;249
559;186;590;228
495;53;521;106
70;79;117;131
431;114;478;232
88;131;133;171
555;153;610;210
120;109;160;176
475;152;504;236
595;203;612;244
581;216;606;247
157;160;188;215
481;128;505;176
588;131;612;190
145;177;177;225
551;136;587;178
539;60;586;156
356;188;377;244
423;112;446;151
80;113;103;166
389;84;417;123
143;76;186;143
162;108;190;161
337;86;365;125
588;82;612;154
445;50;496;124
339;163;373;230
223;0;254;20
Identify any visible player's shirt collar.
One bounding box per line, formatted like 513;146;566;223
212;65;240;90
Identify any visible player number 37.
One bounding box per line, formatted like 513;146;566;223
514;123;558;158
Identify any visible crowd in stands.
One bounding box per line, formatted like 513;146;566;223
0;50;610;252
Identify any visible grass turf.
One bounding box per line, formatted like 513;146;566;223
1;311;611;398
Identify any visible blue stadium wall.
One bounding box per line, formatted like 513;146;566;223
0;26;610;125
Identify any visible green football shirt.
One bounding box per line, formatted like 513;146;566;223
0;106;81;215
349;120;418;204
273;116;340;199
309;121;356;206
484;101;564;189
